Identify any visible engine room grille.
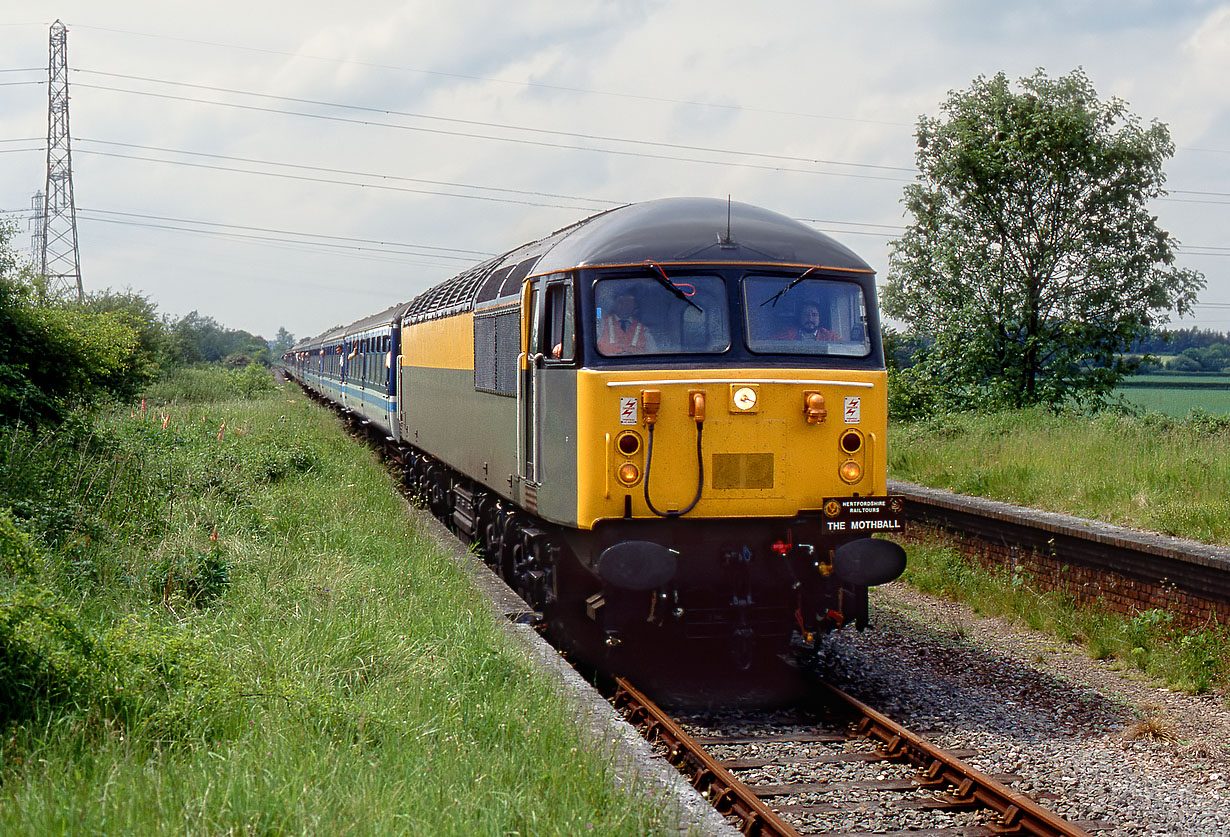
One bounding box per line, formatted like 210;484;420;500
711;453;774;490
474;309;520;397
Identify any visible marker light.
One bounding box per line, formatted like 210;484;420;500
840;430;863;454
839;460;862;483
616;431;641;456
617;462;641;486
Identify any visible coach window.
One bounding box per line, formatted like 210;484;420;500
544;278;575;363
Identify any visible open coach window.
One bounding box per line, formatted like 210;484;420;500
743;275;871;357
593;273;729;357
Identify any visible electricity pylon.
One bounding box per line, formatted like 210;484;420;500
41;19;83;301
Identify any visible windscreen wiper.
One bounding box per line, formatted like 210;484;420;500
643;260;702;312
760;266;818;308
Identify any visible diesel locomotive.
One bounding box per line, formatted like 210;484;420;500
285;197;905;689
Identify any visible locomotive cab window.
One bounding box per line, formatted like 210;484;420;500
743;275;871;357
593;274;729;357
544;279;575;363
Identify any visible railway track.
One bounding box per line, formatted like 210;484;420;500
610;677;1109;837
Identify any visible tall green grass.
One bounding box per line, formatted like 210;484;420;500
890;408;1230;543
1;378;670;835
142;362;277;404
898;539;1230;697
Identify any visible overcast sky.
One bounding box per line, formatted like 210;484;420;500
1;1;1228;341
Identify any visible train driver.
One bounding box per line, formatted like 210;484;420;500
597;291;655;355
777;301;839;341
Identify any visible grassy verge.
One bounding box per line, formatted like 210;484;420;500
1;370;669;835
898;537;1230;699
890;407;1230;543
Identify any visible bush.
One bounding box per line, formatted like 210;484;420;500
144;363;276;404
235;361;276;398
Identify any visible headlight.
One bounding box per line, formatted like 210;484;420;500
617;462;641;486
839;460;862;483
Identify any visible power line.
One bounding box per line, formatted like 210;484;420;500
78;139;621;208
73;147;611;211
66;24;912;129
76;211;475;269
69;83;1230;196
77;69;918;174
69;82;915;183
67;145;1230;251
1170;188;1230;197
79;207;492;259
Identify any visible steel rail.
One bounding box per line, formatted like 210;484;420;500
611;678;802;837
815;680;1094;837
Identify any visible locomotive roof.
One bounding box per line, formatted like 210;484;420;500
534;197;872;275
402;198;872;324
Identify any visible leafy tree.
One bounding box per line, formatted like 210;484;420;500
884;69;1204;412
82;288;175;395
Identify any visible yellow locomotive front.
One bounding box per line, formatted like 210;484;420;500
541;249;906;669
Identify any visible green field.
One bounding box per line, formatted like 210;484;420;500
1122;374;1230;387
1115;385;1230;415
890;407;1230;544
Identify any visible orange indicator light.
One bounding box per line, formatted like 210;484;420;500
839;460;862;483
617;463;641;486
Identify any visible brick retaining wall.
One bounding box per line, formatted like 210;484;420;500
889;481;1230;630
904;521;1230;629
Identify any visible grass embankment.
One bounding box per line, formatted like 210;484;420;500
890;407;1230;543
896;542;1229;697
1;371;668;835
888;407;1230;700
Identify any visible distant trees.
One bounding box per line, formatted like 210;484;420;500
1165;344;1230;374
885;69;1204;414
0;221;283;427
170;311;269;367
1133;327;1229;356
272;327;296;357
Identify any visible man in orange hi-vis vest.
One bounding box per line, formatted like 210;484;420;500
597;291;655;355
